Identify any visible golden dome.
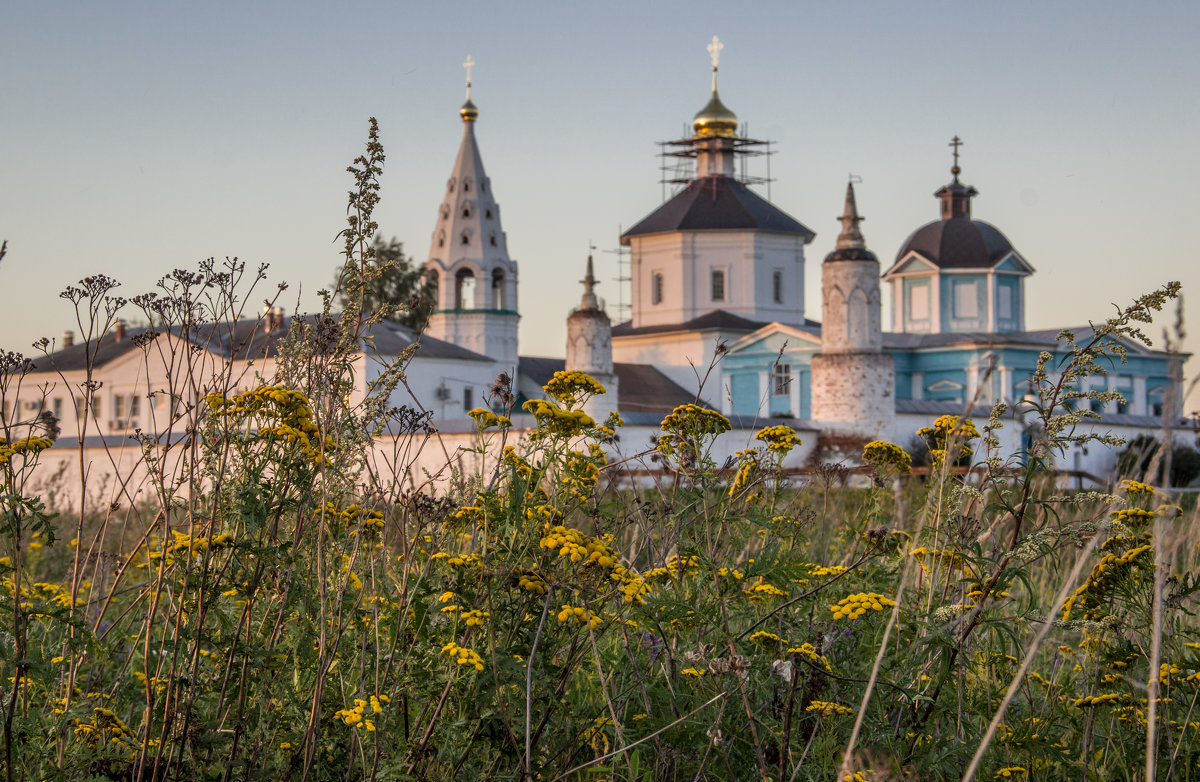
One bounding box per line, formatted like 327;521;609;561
692;87;738;138
460;98;478;122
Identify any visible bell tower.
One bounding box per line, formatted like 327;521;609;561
423;57;520;370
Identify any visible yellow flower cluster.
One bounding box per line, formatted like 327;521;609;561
467;407;511;430
522;399;596;437
441;642;485;671
680;667;705;678
743;578;787;602
646;554;701;582
909;547;967;572
861;440;912;474
540;525;617;568
754;425;801;455
71;707;136;748
830;592;895;620
517;572;547;595
728;448;759;498
209;385;336;465
557;604;602;628
994;768;1027;779
1112;507;1156;529
659;404;731;438
717;566;744;580
502;445;533;480
0;435;54;465
789;643;832;673
561;448;603;501
1062;543;1153;621
1074;693;1121;708
808;564;846;578
749;631;785;647
544;370;606;407
1118;479;1155;498
325;502;384;531
461;609;489;627
334;695;389;731
917;414;978;466
806;700;852;717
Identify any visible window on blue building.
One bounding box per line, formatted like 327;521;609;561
771;364;791;396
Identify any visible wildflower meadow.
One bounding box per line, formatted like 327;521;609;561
1;123;1197;781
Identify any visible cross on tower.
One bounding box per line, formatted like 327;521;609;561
707;36;723;70
463;55;475;86
949;135;963;181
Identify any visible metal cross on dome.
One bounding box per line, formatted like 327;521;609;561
949;135;963;181
463;55;475;85
707;36;723;69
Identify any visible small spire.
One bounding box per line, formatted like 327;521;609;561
580;250;599;311
460;55;478;122
949;135;963;183
835;178;867;251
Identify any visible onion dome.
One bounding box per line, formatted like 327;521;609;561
460;98;478;122
894;138;1016;269
693;88;738;138
692;36;738;138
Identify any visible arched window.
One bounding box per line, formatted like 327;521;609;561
441;204;450;220
652;272;665;305
489;234;497;247
462;203;472;218
492;269;505;310
437;230;445;248
461;231;470;246
485;208;492;219
463;178;471;192
447;177;456;193
455;269;476;309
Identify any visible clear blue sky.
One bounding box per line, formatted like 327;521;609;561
3;1;1199;410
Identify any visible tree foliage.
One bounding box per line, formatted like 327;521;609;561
332;235;433;330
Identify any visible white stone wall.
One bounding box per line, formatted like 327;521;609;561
810;352;896;439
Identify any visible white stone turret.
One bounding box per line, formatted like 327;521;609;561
811;182;895;438
423;67;520;371
566;255;618;422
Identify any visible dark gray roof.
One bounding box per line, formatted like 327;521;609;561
881;327;1177;357
613;310;821;339
35;315;491;372
894;217;1015;269
621;177;815;243
518;356;699;414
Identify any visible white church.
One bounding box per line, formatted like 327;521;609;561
17;43;1189;508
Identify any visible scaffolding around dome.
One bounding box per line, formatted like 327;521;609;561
657;132;774;200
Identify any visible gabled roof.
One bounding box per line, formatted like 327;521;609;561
613;309;820;339
621;176;815;243
725;321;823;354
518;357;698;414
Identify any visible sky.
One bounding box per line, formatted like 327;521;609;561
3;1;1199;410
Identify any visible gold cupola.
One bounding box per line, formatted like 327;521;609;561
460;98;478;122
460;54;479;122
692;36;738;138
